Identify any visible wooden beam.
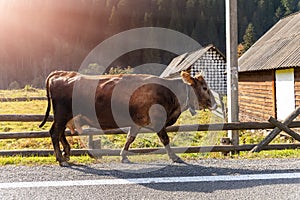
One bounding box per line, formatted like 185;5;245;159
251;107;300;153
226;0;239;147
268;116;300;142
0;97;47;102
2;121;300;139
1;144;300;157
0;115;53;122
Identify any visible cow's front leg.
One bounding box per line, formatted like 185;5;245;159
50;123;69;167
157;129;185;163
120;126;140;163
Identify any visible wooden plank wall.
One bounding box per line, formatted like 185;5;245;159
294;68;300;108
239;70;275;122
294;68;300;121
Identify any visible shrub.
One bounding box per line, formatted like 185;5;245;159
79;63;104;75
31;75;44;88
8;81;21;90
24;85;37;92
108;66;132;75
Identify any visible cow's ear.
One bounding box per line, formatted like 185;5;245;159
181;71;194;85
194;74;205;82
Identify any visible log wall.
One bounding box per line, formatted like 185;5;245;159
239;70;275;122
294;68;300;108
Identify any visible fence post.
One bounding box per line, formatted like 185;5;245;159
87;134;102;158
220;137;231;156
93;138;102;159
88;135;94;149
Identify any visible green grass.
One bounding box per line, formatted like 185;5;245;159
0;100;48;114
234;149;300;159
0;87;45;99
2;149;300;166
0;155;95;166
1;87;300;166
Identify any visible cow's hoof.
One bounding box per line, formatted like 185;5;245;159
172;157;185;164
63;156;70;162
59;161;70;167
121;157;132;164
62;152;70;161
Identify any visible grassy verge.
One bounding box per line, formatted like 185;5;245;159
0;86;45;99
0;155;95;166
2;149;300;166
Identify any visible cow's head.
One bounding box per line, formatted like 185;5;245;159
181;71;217;111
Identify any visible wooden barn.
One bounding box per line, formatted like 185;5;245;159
238;12;300;122
160;44;227;95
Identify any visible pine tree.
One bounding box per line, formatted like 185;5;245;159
281;0;298;15
275;6;284;20
242;23;256;53
185;0;197;35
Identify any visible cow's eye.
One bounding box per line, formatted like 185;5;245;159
203;87;207;91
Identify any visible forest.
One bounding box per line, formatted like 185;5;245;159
0;0;299;89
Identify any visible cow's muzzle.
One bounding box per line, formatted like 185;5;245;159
209;103;218;111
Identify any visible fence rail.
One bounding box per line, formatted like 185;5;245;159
0;115;53;122
0;97;47;102
2;121;300;139
1;144;300;157
1;113;300;157
2;114;300;132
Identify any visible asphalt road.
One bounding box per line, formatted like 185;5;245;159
1;158;300;200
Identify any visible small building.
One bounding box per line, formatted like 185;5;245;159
160;44;227;95
238;12;300;122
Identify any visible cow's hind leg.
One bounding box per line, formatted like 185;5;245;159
120;126;140;163
50;122;69;167
157;129;184;163
60;132;71;162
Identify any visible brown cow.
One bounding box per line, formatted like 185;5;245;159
39;70;217;166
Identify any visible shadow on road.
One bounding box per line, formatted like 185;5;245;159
67;159;300;193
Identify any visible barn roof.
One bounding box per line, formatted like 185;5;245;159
239;12;300;72
160;44;225;78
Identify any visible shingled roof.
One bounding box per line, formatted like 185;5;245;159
239;12;300;72
160;44;225;78
160;44;227;95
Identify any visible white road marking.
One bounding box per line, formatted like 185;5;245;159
1;172;300;189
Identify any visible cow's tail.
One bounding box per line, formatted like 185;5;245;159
39;74;52;128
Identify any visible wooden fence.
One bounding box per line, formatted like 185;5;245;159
1;112;300;157
0;97;47;102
